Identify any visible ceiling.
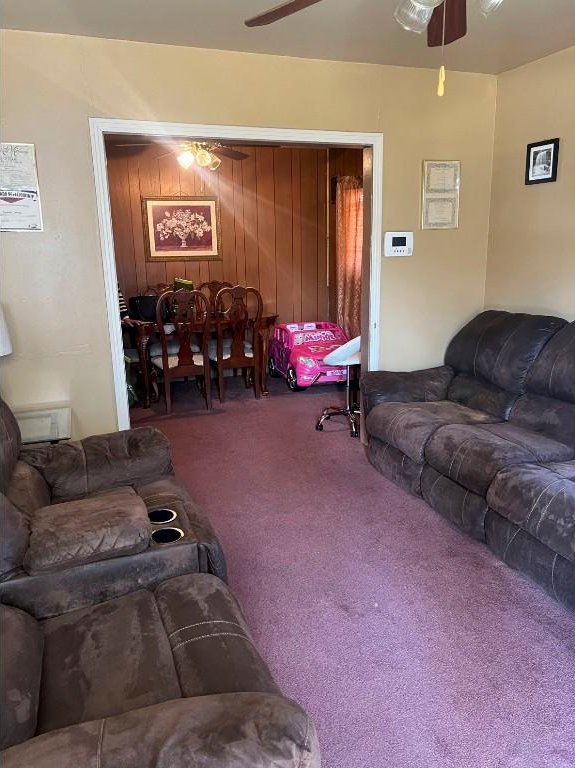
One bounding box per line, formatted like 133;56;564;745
2;0;574;74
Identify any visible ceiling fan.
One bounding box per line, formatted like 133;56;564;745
109;139;250;171
245;0;505;47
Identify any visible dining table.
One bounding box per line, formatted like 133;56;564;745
135;314;278;407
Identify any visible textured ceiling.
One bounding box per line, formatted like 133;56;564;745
2;0;574;74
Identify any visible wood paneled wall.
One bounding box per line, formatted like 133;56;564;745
107;144;328;322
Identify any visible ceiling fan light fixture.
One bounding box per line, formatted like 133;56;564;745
410;0;444;7
475;0;504;16
195;148;213;167
208;155;222;171
394;0;434;34
177;150;195;169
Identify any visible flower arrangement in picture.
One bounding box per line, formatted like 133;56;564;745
143;197;221;262
156;208;212;248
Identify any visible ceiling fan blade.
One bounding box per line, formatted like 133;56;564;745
245;0;324;27
211;146;250;161
427;0;467;47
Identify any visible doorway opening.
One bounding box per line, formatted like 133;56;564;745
90;120;383;428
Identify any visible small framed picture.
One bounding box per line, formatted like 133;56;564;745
142;196;221;261
525;138;559;185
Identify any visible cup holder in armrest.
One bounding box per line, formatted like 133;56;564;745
151;527;184;544
148;508;178;525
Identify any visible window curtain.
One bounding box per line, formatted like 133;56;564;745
335;176;363;339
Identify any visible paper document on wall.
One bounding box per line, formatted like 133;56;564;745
422;160;460;229
0;143;43;232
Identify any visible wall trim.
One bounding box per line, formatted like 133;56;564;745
89;118;383;430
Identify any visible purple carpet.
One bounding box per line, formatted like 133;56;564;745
134;379;575;768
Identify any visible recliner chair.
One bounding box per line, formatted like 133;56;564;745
0;396;226;618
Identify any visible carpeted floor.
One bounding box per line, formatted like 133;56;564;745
133;379;575;768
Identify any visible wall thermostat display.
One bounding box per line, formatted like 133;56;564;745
384;231;413;257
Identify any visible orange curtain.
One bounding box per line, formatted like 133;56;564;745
335;176;363;339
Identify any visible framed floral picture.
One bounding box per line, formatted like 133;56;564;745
142;196;221;261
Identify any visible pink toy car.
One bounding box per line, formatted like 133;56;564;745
268;322;349;391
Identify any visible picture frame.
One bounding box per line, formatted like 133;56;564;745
421;160;460;229
142;196;221;261
525;138;560;185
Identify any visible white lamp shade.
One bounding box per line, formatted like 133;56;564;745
0;305;12;357
394;0;434;33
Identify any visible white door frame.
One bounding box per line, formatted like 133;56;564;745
89;118;383;430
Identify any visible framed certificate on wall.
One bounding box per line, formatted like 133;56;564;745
422;160;460;229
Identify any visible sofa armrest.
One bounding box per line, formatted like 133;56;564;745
1;693;320;768
21;427;173;503
361;365;454;415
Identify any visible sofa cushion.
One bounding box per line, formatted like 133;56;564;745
421;466;488;541
23;487;151;575
22;427;173;502
155;574;279;698
444;311;565;394
6;461;50;517
509;393;575;448
0;397;21;495
524;320;575;403
447;373;519;420
425;423;575;496
486;462;575;563
365;401;498;464
37;589;181;733
0;494;30;581
0;605;43;749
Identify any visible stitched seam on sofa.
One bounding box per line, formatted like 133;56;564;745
502;528;521;561
168;620;244;639
172;632;251;652
491;324;524;386
525;478;564;528
551;553;559;600
427;472;443;499
534;489;567;537
298;718;312;768
388;408;414;443
472;315;502;377
447;436;476;480
547;337;574;395
96;718;106;768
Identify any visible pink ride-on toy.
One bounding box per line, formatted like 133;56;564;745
268;322;349;391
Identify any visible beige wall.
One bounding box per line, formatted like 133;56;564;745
0;30;496;437
486;47;575;319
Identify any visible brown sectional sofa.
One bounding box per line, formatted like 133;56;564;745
362;311;575;610
0;397;320;766
1;574;319;767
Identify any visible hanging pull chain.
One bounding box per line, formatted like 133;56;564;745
437;0;447;96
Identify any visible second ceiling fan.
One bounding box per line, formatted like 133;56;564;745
245;0;505;47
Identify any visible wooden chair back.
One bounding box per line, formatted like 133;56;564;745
213;285;263;400
199;280;233;311
155;289;211;411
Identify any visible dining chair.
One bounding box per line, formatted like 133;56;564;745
150;289;211;414
210;285;263;402
198;280;233;312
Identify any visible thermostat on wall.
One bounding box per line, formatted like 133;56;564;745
384;231;413;257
